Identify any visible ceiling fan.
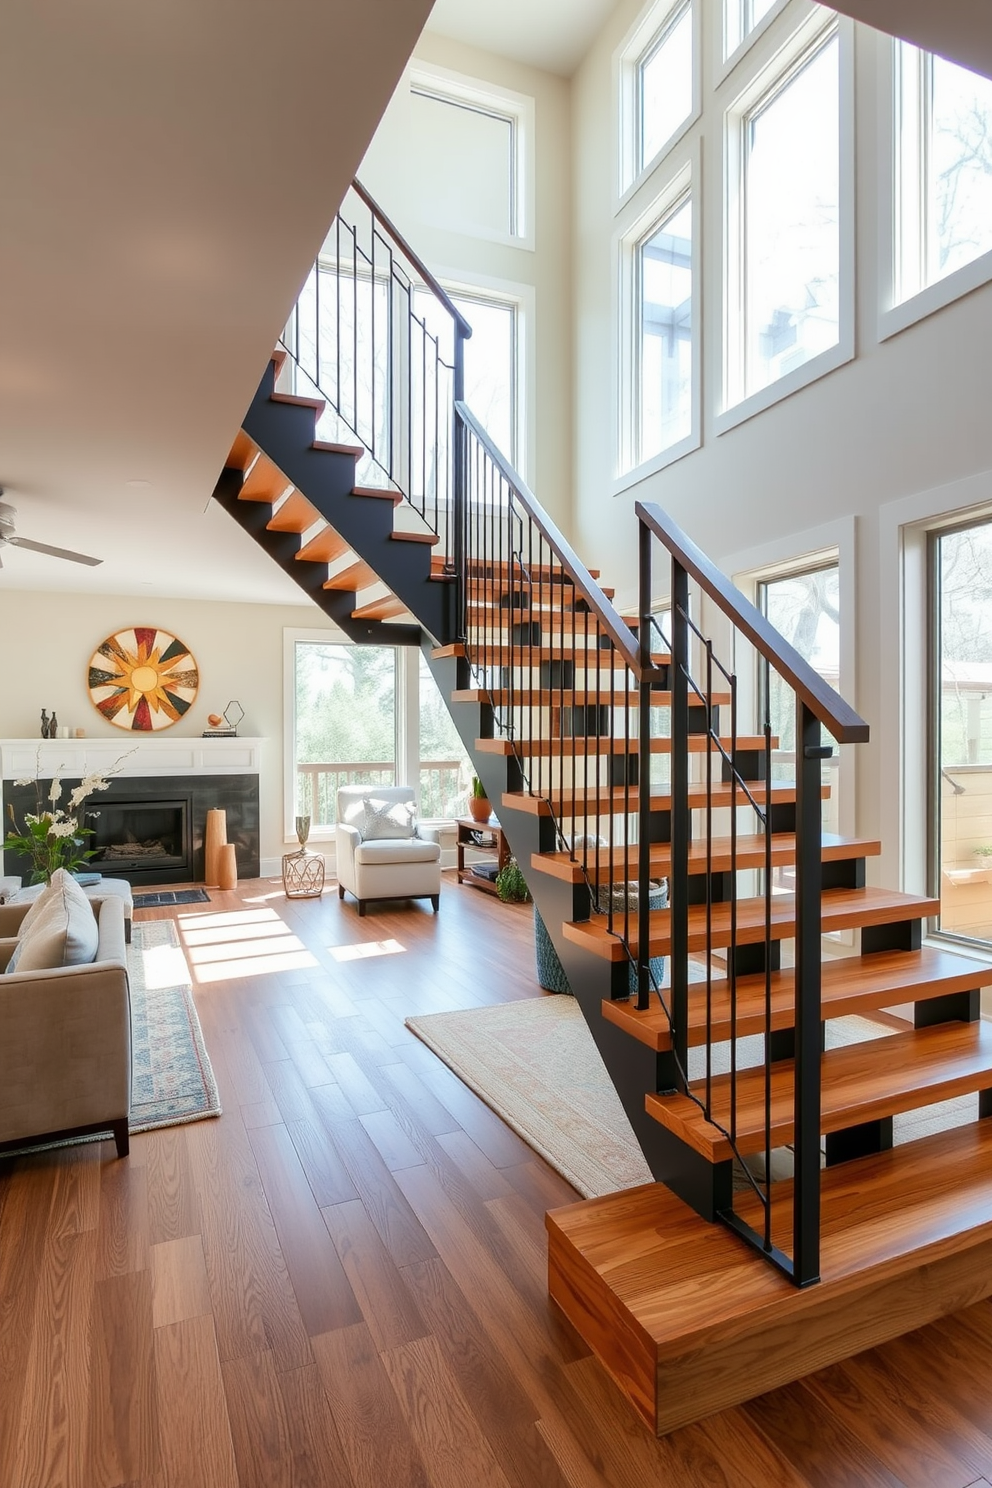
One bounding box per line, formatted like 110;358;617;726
0;493;102;567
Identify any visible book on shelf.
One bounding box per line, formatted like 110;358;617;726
202;727;238;737
470;862;499;883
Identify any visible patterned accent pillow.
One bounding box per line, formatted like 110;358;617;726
361;796;418;841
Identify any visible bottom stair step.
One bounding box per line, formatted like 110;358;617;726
547;1118;992;1435
644;1019;992;1161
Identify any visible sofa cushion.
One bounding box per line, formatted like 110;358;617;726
11;873;61;939
361;795;417;841
7;871;99;973
355;838;441;866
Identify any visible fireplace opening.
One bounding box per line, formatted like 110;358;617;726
88;799;190;875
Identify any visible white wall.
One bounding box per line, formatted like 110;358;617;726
359;32;574;531
569;0;992;883
0;590;334;872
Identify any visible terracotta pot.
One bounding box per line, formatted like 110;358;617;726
468;795;492;824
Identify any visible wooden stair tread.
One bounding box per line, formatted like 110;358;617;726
502;781;827;818
602;945;991;1051
238;452;291;504
352;594;409;622
391;529;440;545
324;559;378;592
546;1119;992;1432
644;1020;992;1162
295;527;350;564
227;430;256;471
478;733;769;758
272;390;325;413
266;490;320;533
451;688;729;706
465;560;601;581
312;438;364;457
563;885;940;961
531;832;881;883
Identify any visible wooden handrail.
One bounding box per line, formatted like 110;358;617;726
456;402;645;677
636;501;869;745
351;179;473;340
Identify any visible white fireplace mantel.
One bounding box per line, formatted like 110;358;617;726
0;737;264;780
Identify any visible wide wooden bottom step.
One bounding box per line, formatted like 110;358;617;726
547;1119;992;1434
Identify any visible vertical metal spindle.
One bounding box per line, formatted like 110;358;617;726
637;519;653;1011
763;660;773;1250
670;560;690;1088
794;698;822;1286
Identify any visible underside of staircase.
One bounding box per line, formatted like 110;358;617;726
216;332;992;1436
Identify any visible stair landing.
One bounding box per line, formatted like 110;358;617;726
547;1119;992;1435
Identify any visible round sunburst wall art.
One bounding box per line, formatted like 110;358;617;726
87;627;199;731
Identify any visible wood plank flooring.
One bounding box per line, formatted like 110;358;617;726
4;875;992;1484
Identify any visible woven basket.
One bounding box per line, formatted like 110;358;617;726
534;880;668;996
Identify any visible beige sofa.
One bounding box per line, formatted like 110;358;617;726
0;895;132;1156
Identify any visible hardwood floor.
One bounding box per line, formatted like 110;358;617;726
5;875;992;1486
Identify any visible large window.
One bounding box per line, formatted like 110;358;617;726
289;635;472;836
758;562;841;834
737;28;840;401
895;44;992;306
930;519;992;945
637;194;693;463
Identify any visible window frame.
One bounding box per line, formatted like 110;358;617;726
879;38;992;343
614;153;701;489
720;0;789;78
616;0;700;206
406;62;535;251
717;11;855;436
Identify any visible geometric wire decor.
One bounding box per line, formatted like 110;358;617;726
87;626;199;731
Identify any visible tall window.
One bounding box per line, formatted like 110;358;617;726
416;287;519;466
289;637;472;835
294;642;396;828
758;563;840;833
637;195;692;462
638;3;693;173
931;520;992;945
408;85;520;240
738;28;840;400
896;44;992;305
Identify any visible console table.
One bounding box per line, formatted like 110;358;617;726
456;817;510;897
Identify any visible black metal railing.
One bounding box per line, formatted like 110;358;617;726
637;501;868;1287
282;179;470;558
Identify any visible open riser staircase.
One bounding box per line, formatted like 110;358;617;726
213;178;992;1436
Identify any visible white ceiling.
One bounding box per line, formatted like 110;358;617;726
425;0;620;76
0;0;435;605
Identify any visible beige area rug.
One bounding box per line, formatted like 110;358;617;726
405;997;978;1199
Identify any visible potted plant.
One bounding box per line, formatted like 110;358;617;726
496;857;530;903
468;775;492;824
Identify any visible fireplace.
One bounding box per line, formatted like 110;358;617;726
88;799;191;877
2;768;261;887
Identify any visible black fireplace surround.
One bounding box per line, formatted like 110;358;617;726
2;773;260;887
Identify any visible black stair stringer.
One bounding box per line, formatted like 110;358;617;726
240;363;455;644
212;466;421;647
424;643;728;1219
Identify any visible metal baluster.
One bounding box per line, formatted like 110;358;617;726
794;698;823;1286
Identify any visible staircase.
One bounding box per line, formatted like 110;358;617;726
213;179;992;1436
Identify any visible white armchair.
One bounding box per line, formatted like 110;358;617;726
335;785;441;917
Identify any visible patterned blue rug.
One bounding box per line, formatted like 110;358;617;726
127;919;221;1129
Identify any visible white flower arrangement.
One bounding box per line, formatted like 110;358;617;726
5;753;134;884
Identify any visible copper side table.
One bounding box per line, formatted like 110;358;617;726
282;849;326;899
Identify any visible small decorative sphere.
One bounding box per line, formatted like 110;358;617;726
208;713;223;727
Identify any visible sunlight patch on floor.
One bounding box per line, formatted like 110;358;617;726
329;938;406;962
176;905;318;983
137;942;191;990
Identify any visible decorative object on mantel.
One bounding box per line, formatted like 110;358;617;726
202;699;244;739
204;808;227;887
40;709;60;739
3;750;132;884
87;627;199;731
